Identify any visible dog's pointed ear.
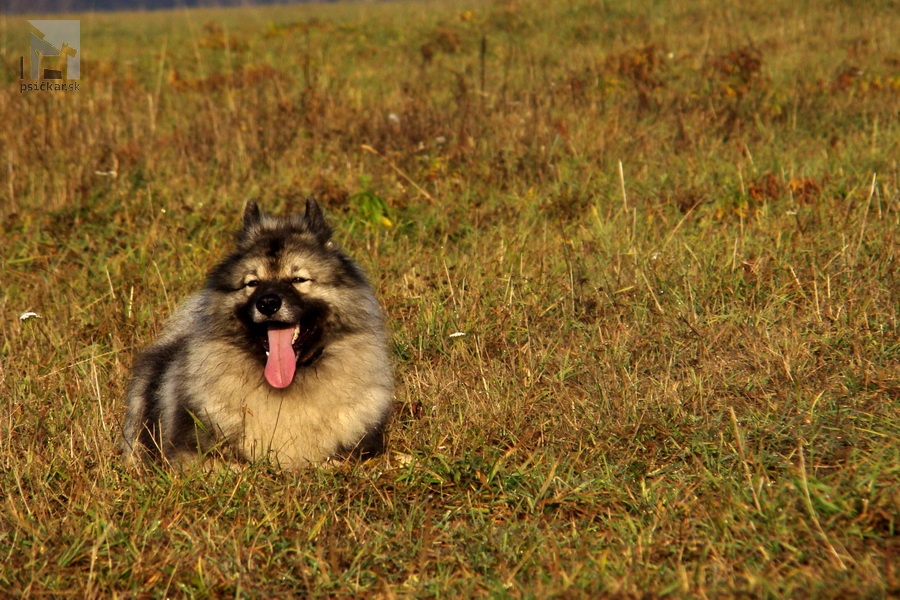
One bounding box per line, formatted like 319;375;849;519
304;197;332;243
243;200;262;231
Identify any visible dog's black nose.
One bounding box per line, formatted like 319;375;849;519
256;294;282;317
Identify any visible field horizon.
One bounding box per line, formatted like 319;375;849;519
1;0;898;596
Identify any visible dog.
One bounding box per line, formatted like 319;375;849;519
121;198;393;469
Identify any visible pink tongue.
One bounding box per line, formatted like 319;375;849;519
265;328;297;388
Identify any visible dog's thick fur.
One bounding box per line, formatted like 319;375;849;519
121;199;393;469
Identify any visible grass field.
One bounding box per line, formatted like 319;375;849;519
1;0;898;596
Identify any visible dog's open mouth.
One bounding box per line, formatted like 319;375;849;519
259;323;324;389
262;325;301;389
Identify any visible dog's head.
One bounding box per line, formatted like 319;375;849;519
205;198;376;388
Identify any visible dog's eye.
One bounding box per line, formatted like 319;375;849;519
292;277;310;284
245;279;259;288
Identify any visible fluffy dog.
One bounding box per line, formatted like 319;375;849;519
121;199;393;469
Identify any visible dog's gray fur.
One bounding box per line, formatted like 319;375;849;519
122;199;393;469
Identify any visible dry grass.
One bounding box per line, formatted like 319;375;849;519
1;0;898;596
